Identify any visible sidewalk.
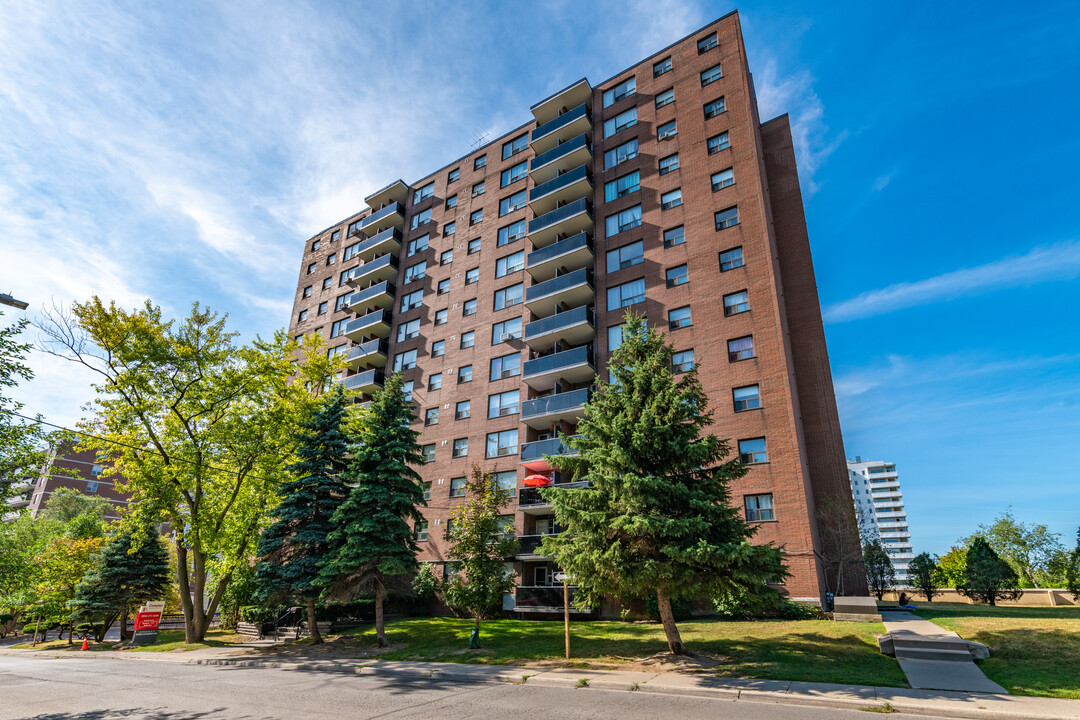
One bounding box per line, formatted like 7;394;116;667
883;610;1007;694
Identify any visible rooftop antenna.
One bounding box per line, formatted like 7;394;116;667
469;130;490;153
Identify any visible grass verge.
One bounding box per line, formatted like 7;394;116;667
10;628;242;653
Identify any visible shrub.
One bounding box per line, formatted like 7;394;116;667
714;587;824;620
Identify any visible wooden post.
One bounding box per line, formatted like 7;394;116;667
563;580;570;660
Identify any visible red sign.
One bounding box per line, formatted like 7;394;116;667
133;611;162;631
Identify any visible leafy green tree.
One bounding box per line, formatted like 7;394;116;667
33;535;103;643
1065;529;1080;601
937;546;967;588
907;552;941;602
317;373;426;647
863;539;895;600
442;464;518;642
255;385;350;644
70;528;172;642
40;486;114;526
0;311;51;502
959;536;1023;605
0;513;60;627
542;314;786;655
976;509;1064;588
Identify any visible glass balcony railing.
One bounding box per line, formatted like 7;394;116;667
347;281;396;309
530;133;590;174
527;232;592;269
359;202;404;232
347;254;398;284
528;197;591;237
516;534;558;556
350;227;401;264
529;165;590;204
521;388;590;421
523;306;593;347
344;309;392;339
515;585;585;610
523;345;593;379
346;338;388;365
520;435;581;463
531;103;590;145
342;368;385;393
525;267;592;303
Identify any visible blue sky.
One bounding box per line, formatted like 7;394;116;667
2;1;1078;554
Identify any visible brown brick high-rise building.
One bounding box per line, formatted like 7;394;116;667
287;11;864;611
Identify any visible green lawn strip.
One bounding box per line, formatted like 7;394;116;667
10;628;243;653
912;602;1080;699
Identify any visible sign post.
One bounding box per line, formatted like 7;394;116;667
553;572;569;659
131;601;165;646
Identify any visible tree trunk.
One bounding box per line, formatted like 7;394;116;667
32;613;41;646
119;608;129;642
66;623;72;644
306;597;322;645
375;577;388;648
176;541;197;644
655;592;685;655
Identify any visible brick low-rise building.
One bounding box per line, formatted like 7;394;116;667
287;11;864;611
26;442;129;522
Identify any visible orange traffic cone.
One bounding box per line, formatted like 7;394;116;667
81;637;89;651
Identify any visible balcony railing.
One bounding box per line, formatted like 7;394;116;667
359;202;404;233
529;165;591;205
520;435;581;463
346;338;388;365
519;480;589;507
515;585;586;610
521;388;590;422
347;281;396;310
531;103;590;146
342;368;385;394
350;227;401;264
523;305;594;351
527;231;592;270
525;266;592;309
347;254;399;285
530;133;590;174
528;197;591;237
523;345;593;380
343;309;393;340
516;534;557;556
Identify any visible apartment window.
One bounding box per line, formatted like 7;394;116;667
602;77;636;108
428;373;442;391
498;219;527;246
448;168;460;184
86;481;99;493
422;444;436;463
470;209;483;226
474;154;487;170
322;278;333;292
404;261;426;284
414;182;434;203
664;226;685;248
720;246;744;271
434;308;448;325
446;194;458;210
608;278;646;310
468;237;481;255
311;239;321;252
607;321;644;352
393;349;418;371
672;350;695;373
466;267;480;285
407;233;429;256
472;181;485;197
711;168;734;191
653;56;672;77
657;120;677;140
298;309;308;322
668;305;692;329
666;264;688;288
486;429;519;458
455;403;471;422
655;87;675;109
302;285;312;298
410;208;432;229
707;132;730;154
397;319;420;342
492;317;522;343
453;437;468;456
493;470;516;492
501;161;528;187
494;282;524;310
604;171;640;202
701;64;723;86
339;271;349;287
335;293;349;311
330;319;347;338
500;189;527;216
415;521;429;541
659;153;679;175
306;263;316;275
437;278;450;295
733;385;761;412
605;204;642;237
603;107;638;138
739;438;767;464
603;138;638;170
698;32;718;53
432;339;445;357
496;250;525;277
715;206;739;230
347;220;362;237
401;289;423;312
745;493;774;521
459;364;473;382
440;249;453;266
342;242;361;262
724;290;749;315
422;483;432;501
502;133;528;160
661;188;683;210
444;221;456;236
704;97;726;119
606;241;644;273
460;331;475;349
402;380;414;402
330;229;340;242
490;353;521;380
463;298;478;316
425;408;439;426
488;390;520;418
727;336;755;362
450;476;466;497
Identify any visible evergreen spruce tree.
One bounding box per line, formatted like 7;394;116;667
863;539;895;601
1066;529;1080;601
255;384;350;644
907;552;941;602
70;528;171;642
316;373;426;647
959;536;1023;605
542;314;786;655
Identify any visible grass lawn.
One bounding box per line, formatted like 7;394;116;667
330;616;907;688
10;628;243;653
913;602;1080;699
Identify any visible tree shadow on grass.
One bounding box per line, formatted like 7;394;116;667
959;627;1080;699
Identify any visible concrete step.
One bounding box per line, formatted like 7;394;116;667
895;647;973;662
893;638;971;652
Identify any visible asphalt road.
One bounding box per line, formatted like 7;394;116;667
0;655;939;720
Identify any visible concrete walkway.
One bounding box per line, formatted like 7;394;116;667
883;611;1007;693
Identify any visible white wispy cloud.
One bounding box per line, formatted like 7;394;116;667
825;240;1080;323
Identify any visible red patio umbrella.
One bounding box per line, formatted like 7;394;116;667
523;474;552;487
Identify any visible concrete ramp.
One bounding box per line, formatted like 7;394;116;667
881;611;1006;694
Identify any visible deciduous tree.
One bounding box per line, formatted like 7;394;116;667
907;552;941;602
863;539;895;601
976;509;1064;588
0;311;52;501
34;535;103;643
937;546;968;588
959;536;1023;606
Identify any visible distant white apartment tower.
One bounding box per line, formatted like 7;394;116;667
848;457;913;584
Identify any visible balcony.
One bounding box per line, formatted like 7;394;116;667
364;180;410;210
528;164;592;216
513;585;590;613
530;103;592;155
527;197;593;249
525;268;594;319
516;534;556;559
342;368;385;395
350;227;401;264
358;202;405;235
343;338;388;370
523;345;595;391
343;309;392;341
527;232;594;283
347;254;399;286
520;435;580;472
529;134;592;185
521;388;590;430
523;305;594;353
518;480;589;514
531;77;592;125
346;281;396;313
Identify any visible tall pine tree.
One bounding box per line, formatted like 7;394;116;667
255;384;350;644
542;314;786;655
316;373;426;647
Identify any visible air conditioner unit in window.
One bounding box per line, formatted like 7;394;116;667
499;407;516;417
500;333;515;341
